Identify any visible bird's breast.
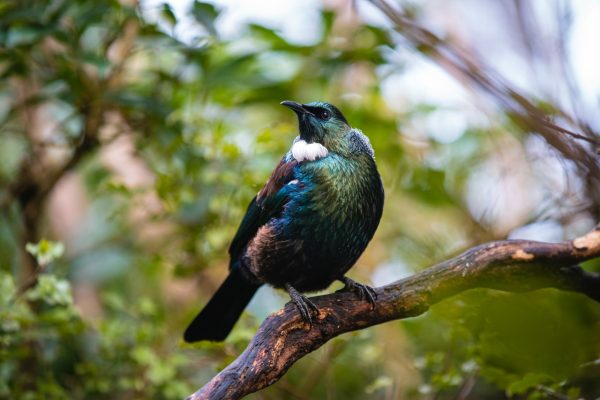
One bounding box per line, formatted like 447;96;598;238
243;154;383;291
291;154;383;251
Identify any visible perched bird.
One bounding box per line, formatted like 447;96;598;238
184;101;384;342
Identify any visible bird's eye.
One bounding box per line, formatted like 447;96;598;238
319;110;330;120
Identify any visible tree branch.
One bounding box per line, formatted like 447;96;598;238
188;227;600;400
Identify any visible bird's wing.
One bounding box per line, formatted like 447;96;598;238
228;158;299;263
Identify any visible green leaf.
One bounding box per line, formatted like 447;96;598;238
506;373;552;396
191;1;219;36
0;272;16;305
160;3;177;27
5;26;48;48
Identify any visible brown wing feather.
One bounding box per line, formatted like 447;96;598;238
228;157;298;262
256;158;298;206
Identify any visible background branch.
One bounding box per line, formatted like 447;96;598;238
189;227;600;400
369;0;600;218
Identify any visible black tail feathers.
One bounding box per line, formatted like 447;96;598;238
183;268;261;342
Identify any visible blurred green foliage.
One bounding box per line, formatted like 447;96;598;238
0;0;598;399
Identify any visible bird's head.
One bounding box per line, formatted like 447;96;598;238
281;100;351;152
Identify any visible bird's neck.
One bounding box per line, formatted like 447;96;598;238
302;152;380;197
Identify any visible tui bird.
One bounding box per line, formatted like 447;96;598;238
184;101;384;342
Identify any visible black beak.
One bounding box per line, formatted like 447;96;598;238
280;100;312;116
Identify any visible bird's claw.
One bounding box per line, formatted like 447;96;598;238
339;276;377;309
285;283;319;325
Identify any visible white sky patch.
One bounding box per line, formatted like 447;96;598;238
424;109;469;144
569;0;600;111
256;52;303;82
247;285;286;320
381;56;470;110
371;260;412;287
141;0;322;45
508;220;564;242
465;145;543;235
354;0;395;30
380;53;487;143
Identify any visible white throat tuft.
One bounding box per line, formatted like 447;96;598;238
291;140;328;162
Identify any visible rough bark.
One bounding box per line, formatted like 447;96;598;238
188;227;600;400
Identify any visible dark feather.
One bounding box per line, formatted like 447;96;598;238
183;267;260;342
228;158;298;263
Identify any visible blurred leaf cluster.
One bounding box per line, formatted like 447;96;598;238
0;0;598;399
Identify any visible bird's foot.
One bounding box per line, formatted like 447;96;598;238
285;283;320;325
338;276;377;309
